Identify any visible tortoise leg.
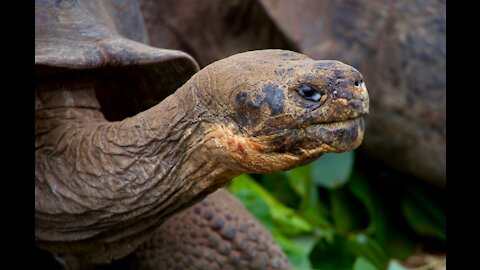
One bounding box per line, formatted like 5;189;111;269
122;189;291;270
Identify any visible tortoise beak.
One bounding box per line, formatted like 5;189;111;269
306;116;366;152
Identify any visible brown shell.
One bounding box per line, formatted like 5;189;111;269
35;0;199;119
138;0;298;68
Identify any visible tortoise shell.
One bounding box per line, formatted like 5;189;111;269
35;0;199;120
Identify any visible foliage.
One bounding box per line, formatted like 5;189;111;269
227;151;445;270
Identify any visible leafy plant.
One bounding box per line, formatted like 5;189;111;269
227;151;445;270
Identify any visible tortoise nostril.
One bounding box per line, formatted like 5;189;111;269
354;80;362;87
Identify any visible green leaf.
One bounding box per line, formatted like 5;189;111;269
353;257;378;270
348;173;416;260
312;151;355;189
330;188;366;235
387;260;408;270
310;235;355;270
283;164;332;228
261;172;301;208
346;233;389;270
402;195;446;240
405;182;445;227
229;175;317;269
273;231;312;269
290;234;318;255
401;181;445;241
382;231;416;261
228;174;313;236
348;172;384;235
298;199;332;229
285;164;312;197
229;185;274;230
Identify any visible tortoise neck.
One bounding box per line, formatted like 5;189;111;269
102;84;238;202
35;78;238;259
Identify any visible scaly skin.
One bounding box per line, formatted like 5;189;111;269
35;49;369;266
122;189;291;270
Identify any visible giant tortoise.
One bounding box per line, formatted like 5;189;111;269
138;0;445;187
35;0;369;269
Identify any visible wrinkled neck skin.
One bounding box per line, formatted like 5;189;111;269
35;77;237;262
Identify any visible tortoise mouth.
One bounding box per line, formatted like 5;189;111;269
305;116;365;151
266;116;365;157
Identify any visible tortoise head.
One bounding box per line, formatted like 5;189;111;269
192;50;369;173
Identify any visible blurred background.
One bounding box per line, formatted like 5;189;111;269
138;0;445;269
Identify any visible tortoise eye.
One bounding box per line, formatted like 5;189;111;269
295;84;321;102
